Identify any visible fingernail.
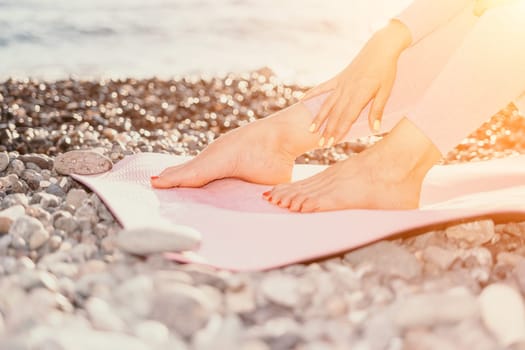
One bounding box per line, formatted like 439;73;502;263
327;137;335;148
308;123;316;133
151;176;159;180
318;137;325;147
262;191;271;197
373;120;381;132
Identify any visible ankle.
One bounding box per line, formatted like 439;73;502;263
366;118;441;183
270;103;321;157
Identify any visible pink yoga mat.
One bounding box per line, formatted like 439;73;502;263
73;153;525;271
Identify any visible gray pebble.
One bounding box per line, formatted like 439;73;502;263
65;189;88;209
45;183;66;197
18;154;54;170
54;150;113;175
7;159;25;176
391;289;479;330
260;274;301;309
117;225;201;255
345;241;422;280
0;205;26;234
3;193;29;208
29;229;50;250
21;169;43;190
54;215;78;235
0;151;9;172
9;215;47;242
480;284;525;346
85;297;126;332
151;283;213;337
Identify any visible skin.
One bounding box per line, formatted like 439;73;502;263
303;19;412;146
152;20;443;211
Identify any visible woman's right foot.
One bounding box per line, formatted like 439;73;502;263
151;103;320;188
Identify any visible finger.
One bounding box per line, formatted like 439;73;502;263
368;82;393;133
302;77;337;101
324;86;372;144
311;90;340;138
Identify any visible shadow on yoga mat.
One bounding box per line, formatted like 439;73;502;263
72;153;525;271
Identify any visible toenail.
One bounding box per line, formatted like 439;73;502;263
262;191;271;197
151;176;159;180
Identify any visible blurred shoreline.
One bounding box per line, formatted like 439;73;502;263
0;0;411;85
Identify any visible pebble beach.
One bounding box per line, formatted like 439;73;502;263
3;72;525;349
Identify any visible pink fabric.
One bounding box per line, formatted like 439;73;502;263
395;0;473;45
73;153;525;271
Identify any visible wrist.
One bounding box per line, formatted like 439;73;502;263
373;19;413;56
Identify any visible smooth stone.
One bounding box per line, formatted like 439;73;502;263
34;192;61;209
9;215;47;242
3;193;29;208
85;297;126;332
54;216;77;235
133;320;170;345
390;288;479;329
17;325;152;350
479;284;525;346
8;159;25;176
445;220;495;245
515;260;525;293
404;329;459;350
65;189;88;209
18;153;54;170
260;274;301;308
344;241;422;280
29;228;50;250
117;225;201;255
422;246;458;270
21;169;43;190
74;203;98;224
0;205;25;234
54;150;112;175
150;283;212;337
46;183;66;197
114;275;154;317
0;152;9;172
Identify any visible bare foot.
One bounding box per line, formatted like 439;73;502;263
264;118;441;212
151;103;320;188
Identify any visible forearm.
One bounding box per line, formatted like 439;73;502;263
395;0;474;45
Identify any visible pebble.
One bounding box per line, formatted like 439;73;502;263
150;283;213;337
390;288;479;329
9;215;47;242
29;228;50;250
344;241;422;280
85;297;126;332
54;150;113;175
479;284;525;346
445;220;495;245
0;204;26;233
116;225;201;255
66;189;89;209
18;154;54;170
422;245;457;270
0;151;9;172
260;274;301;309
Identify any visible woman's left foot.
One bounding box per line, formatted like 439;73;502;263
264;151;421;212
264;117;442;212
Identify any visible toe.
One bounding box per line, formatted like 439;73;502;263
152;164;201;188
300;198;320;213
289;194;308;212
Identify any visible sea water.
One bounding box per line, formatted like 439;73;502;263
0;0;410;85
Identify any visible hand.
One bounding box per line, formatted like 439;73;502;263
303;20;412;148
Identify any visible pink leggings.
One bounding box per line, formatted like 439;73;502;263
303;2;525;154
